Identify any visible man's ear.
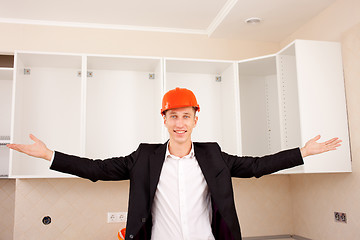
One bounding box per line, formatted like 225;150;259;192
163;115;167;125
194;116;198;127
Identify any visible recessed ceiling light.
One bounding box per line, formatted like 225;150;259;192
245;17;262;24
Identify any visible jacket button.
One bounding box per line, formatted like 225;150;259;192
141;218;146;222
129;234;134;239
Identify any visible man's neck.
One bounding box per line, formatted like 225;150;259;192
168;140;192;158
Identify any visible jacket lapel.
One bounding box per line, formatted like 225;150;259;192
149;141;167;206
194;143;225;183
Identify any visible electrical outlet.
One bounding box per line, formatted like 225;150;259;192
107;212;127;223
334;212;347;223
118;212;127;222
340;212;347;223
108;212;118;223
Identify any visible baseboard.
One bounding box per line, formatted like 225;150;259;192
243;234;311;240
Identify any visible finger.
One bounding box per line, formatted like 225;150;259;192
29;134;39;143
325;144;341;151
327;140;342;147
325;138;339;145
313;135;321;142
7;144;25;153
6;144;18;150
329;145;340;151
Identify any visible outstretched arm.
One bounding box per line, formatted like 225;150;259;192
6;134;53;161
300;135;342;158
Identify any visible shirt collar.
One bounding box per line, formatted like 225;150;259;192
166;142;195;159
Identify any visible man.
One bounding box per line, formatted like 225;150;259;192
7;87;341;240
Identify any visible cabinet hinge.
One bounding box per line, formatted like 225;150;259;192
149;73;155;79
24;69;31;75
215;76;221;82
77;71;93;77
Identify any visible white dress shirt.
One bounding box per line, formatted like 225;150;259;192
151;143;215;240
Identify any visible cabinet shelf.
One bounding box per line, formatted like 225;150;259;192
0;68;13;80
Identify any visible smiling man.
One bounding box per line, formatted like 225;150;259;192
7;87;341;240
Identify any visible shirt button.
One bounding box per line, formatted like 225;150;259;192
141;218;146;222
129;234;134;239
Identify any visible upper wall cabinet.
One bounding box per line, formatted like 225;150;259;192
164;58;240;155
85;55;163;160
9;52;164;178
281;40;351;173
4;39;352;178
238;40;351;174
238;55;281;157
10;52;83;178
0;55;14;178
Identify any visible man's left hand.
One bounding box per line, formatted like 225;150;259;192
300;135;342;158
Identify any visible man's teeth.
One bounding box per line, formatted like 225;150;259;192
175;130;186;133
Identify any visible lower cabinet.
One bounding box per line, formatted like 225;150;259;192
0;39;352;178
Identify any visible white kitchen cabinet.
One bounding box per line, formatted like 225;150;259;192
238;40;351;173
9;52;164;177
6;40;351;178
85;55;163;159
278;40;351;173
164;58;240;155
10;52;83;178
0;64;13;177
238;55;283;157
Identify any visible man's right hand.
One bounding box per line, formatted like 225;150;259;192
7;134;53;161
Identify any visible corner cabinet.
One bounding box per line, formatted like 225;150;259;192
278;40;351;173
3;39;352;178
238;40;351;174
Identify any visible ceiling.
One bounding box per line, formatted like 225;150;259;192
0;0;336;42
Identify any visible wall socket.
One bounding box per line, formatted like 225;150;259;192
334;212;347;223
107;212;127;223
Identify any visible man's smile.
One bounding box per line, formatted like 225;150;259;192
174;130;187;134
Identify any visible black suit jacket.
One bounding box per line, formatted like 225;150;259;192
50;142;303;240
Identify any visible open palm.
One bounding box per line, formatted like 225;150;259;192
7;134;53;161
301;135;342;157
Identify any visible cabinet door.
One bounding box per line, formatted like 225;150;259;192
85;55;163;159
0;66;13;177
10;52;83;178
165;58;240;155
278;40;351;173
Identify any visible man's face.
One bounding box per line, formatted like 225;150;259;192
163;106;198;145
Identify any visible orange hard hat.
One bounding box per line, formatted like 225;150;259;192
161;87;200;115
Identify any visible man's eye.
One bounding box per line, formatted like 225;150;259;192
170;115;176;118
184;115;190;118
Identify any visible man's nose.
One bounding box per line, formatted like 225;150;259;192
175;118;185;127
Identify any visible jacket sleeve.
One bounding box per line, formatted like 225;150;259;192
50;145;142;182
221;147;304;178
